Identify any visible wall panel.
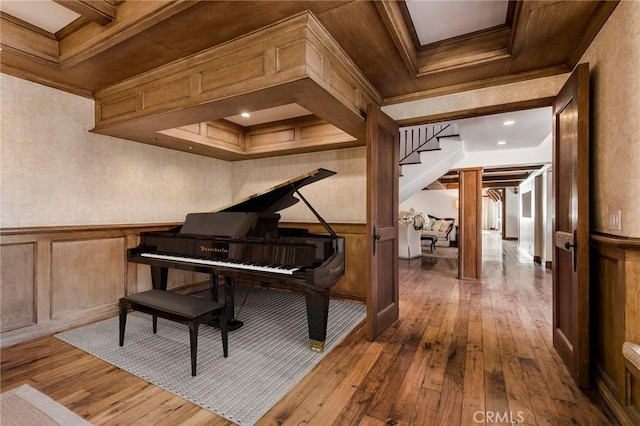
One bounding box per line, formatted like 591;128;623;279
0;224;175;347
0;243;36;331
50;238;125;319
591;234;640;425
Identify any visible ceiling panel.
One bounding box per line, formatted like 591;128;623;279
404;0;509;46
457;107;552;152
225;104;312;127
0;0;79;33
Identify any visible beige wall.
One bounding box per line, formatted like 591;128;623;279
383;74;569;122
1;74;233;227
579;1;640;238
231;147;366;223
1;74;365;228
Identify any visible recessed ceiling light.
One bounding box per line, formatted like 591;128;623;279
240;112;251;118
497;141;507;145
503;120;515;126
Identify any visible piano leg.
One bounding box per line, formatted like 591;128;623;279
151;266;168;291
305;289;330;352
206;274;243;331
210;273;219;302
224;276;244;331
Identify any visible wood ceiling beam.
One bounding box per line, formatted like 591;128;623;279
441;174;527;183
482;180;522;188
567;1;619;68
53;0;116;26
482;173;529;182
483;171;529;177
90;12;381;158
485;188;502;202
373;0;418;76
373;2;513;78
440;177;459;184
417;26;512;76
57;1;198;68
483;164;545;173
439;164;545;179
0;13;58;64
158;116;358;161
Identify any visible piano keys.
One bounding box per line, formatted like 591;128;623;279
139;252;301;275
127;168;345;352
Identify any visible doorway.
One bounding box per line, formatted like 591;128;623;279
399;106;553;276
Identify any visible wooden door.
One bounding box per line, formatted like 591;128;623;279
552;63;590;388
366;104;399;340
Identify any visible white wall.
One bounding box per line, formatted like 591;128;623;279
534;174;544;258
519;178;535;256
544;169;554;264
518;166;552;259
400;189;458;240
504;187;519;239
482;197;498;230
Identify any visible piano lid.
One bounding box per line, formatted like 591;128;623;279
217;168;336;214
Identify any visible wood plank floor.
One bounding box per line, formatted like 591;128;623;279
1;233;615;425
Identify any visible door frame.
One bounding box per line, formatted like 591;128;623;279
391;82;590;387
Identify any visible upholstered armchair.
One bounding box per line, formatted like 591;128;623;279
398;222;422;259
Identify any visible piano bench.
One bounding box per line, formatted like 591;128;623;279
118;289;228;376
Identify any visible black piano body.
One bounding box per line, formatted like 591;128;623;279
127;168;345;352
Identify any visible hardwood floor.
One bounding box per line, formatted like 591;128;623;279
1;233;615;425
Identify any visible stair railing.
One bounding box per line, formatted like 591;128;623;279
399;123;452;164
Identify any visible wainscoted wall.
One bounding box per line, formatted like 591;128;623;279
0;224;174;346
0;222;366;347
591;234;640;424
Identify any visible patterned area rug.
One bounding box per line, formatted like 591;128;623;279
422;246;459;260
0;384;91;426
56;286;366;426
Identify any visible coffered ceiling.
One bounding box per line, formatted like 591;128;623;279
0;1;617;102
0;1;617;162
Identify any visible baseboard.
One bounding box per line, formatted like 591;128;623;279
533;255;542;264
595;373;633;425
545;261;552;269
503;237;518;241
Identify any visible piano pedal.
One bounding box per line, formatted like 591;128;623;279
208;317;244;331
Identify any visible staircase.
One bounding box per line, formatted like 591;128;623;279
398;122;464;203
399;123;456;165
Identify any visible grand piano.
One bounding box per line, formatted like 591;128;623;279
127;168;345;352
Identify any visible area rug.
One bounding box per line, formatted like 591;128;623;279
422;246;459;260
56;286;366;426
0;384;91;426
